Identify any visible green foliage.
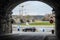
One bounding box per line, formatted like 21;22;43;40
20;21;55;25
29;22;54;25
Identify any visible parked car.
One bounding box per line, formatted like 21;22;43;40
22;27;36;32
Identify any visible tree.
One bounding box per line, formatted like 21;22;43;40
27;20;30;22
20;19;24;23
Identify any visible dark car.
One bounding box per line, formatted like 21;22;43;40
22;27;36;32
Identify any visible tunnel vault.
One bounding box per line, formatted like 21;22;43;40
0;0;60;40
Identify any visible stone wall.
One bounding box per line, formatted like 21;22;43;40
0;10;12;34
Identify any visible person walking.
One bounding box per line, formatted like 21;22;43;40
42;29;45;32
17;25;20;31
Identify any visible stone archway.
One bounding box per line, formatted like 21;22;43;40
0;0;60;40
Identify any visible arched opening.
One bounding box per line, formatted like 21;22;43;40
1;0;60;40
11;1;55;34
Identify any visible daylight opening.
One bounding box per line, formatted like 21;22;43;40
12;1;55;34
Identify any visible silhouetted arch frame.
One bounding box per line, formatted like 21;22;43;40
5;0;58;33
4;0;60;39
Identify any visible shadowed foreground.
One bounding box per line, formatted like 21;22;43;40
0;33;56;40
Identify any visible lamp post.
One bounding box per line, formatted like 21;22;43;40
20;5;25;23
52;9;55;23
49;9;55;24
21;5;24;16
19;5;24;19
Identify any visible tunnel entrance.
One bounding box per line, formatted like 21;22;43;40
0;0;56;34
0;0;60;40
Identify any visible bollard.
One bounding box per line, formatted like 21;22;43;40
51;29;54;34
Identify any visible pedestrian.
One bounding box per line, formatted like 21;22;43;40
17;25;20;31
43;29;45;32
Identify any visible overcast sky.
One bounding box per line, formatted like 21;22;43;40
12;1;53;15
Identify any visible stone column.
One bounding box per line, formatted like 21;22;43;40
8;12;12;33
0;8;12;34
55;8;60;40
5;11;12;33
0;9;7;34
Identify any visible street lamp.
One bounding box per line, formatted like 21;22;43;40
21;5;24;16
52;8;55;14
52;9;55;17
19;5;24;18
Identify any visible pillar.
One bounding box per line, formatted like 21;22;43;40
0;10;12;34
5;11;12;33
0;9;7;34
55;8;60;40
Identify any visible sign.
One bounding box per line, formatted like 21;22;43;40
49;20;53;24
